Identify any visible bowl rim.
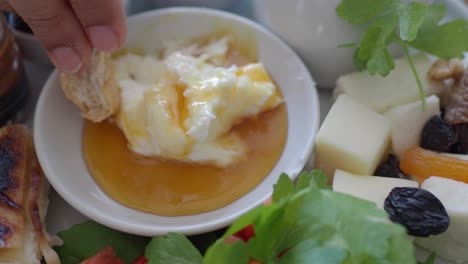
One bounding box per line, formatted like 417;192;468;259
34;6;320;236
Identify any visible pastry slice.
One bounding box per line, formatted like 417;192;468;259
0;125;60;264
0;125;29;262
60;50;120;122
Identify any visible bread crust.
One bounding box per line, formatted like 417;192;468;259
60;50;120;122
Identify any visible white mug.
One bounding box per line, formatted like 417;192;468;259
254;0;363;88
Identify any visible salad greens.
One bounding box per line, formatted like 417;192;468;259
272;170;330;204
336;0;468;110
54;221;149;264
56;170;428;264
145;233;203;264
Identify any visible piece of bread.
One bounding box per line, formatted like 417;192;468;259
60;50;120;122
0;125;60;264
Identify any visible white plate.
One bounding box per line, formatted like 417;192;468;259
36;2;468;263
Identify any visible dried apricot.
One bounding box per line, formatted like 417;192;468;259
400;147;468;183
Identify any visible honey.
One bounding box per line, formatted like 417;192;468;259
83;105;287;216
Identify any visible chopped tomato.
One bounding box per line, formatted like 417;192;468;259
132;255;148;264
80;247;125;264
233;224;255;242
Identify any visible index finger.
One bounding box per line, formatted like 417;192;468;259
0;1;13;12
69;0;127;51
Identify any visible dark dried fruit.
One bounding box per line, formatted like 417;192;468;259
451;123;468;154
375;154;406;178
384;187;450;237
421;116;457;152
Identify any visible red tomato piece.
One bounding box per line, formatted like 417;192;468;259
80;246;126;264
233;224;255;242
132;255;148;264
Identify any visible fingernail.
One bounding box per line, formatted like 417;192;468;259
48;47;82;73
87;25;118;51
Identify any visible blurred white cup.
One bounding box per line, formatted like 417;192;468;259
253;0;363;88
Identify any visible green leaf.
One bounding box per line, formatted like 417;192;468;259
145;233;203;264
352;48;367;71
278;240;346;264
307;170;330;189
417;3;446;33
367;47;396;76
295;171;314;191
336;0;396;24
418;252;436;264
398;2;428;41
204;203;292;263
273;173;294;203
54;220;149;263
203;240;251;264
358;12;399;60
409;19;468;59
58;256;81;264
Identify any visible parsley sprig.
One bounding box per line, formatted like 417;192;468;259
336;0;468;110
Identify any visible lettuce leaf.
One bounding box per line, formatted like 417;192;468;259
54;220;149;264
145;233;203;264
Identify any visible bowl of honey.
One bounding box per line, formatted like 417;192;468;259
33;7;319;236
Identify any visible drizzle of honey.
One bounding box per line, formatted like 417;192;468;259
83;105;287;216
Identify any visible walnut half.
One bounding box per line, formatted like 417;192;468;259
428;58;464;81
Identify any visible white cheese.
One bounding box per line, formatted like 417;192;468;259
416;177;468;263
113;37;282;167
333;170;418;208
314;94;391;177
334;54;445;113
384;95;441;157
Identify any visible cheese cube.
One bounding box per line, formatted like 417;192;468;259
385;95;440;157
334;54;444;113
333;170;418;208
314;94;391;178
416;177;468;263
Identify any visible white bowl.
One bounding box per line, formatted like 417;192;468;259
34;7;320;236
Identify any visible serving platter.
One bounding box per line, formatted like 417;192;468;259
18;1;468;263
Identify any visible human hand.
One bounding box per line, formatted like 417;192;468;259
0;0;126;73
